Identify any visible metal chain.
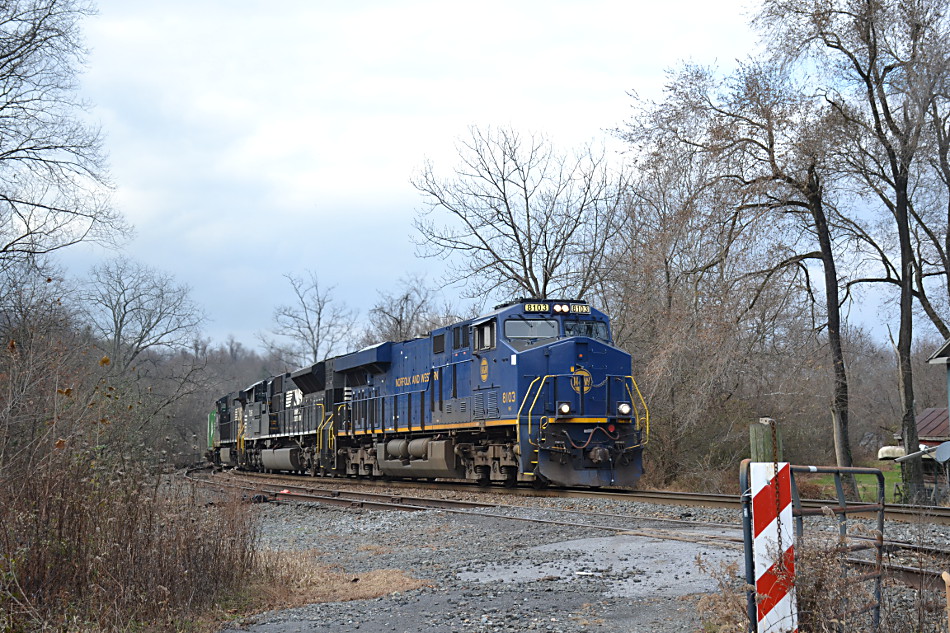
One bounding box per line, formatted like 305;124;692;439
771;418;784;573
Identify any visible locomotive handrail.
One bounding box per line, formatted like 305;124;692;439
518;373;581;445
317;410;334;453
516;373;650;447
515;377;544;419
309;403;326;449
336;403;349;436
514;376;543;449
624;377;650;443
523;375;555;445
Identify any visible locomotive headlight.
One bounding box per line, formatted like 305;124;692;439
557;402;572;415
617;402;632;416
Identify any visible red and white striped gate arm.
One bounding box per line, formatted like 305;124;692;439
749;462;798;633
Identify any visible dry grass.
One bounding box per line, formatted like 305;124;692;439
0;449;258;633
697;528;950;633
793;479;824;499
250;549;429;611
695;558;749;633
0;450;428;633
793;534;877;631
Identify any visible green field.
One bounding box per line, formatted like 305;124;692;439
798;461;902;504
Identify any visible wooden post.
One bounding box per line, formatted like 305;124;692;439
750;417;784;462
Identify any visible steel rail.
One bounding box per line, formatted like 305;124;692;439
212;470;738;529
222;471;950;566
202;467;950;524
189;469;946;589
847;557;944;592
189;470;742;547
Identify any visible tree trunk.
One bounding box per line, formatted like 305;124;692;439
896;180;923;500
807;165;857;498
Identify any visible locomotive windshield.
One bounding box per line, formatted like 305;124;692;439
564;319;610;343
504;318;558;350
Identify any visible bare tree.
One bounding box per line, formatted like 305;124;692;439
904;58;950;337
80;257;209;441
413;125;629;301
260;271;355;368
756;0;950;494
82;256;205;374
0;0;126;268
604;132;825;487
629;60;863;485
358;274;462;346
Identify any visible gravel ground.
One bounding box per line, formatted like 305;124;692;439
217;486;950;633
218;492;743;633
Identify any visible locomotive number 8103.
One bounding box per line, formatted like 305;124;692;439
206;298;649;487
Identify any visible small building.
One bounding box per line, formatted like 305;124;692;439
878;408;950;456
929;338;950;410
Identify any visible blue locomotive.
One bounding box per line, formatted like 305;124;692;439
207;299;648;487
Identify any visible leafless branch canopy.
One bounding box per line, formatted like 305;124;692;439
412;126;628;301
260;271;355;369
82;256;205;374
358;274;465;347
0;1;127;267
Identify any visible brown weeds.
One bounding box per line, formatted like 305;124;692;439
695;558;749;633
698;525;950;633
252;549;429;610
0;449;258;632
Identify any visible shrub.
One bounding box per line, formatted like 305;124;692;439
0;447;257;632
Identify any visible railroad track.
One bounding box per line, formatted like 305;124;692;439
188;469;745;550
187;468;950;590
619;490;950;526
194;467;950;525
189;471;950;590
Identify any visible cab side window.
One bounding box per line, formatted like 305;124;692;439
453;326;471;349
474;320;495;351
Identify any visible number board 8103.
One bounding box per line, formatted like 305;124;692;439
524;303;550;313
570;304;591;314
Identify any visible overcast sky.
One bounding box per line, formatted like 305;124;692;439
64;0;762;347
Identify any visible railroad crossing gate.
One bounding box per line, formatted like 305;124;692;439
746;462;797;633
740;460;885;633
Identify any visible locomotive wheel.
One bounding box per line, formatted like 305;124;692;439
475;465;490;487
502;466;517;488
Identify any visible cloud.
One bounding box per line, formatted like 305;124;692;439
68;0;759;346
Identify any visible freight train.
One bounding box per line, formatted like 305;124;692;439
206;299;648;487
